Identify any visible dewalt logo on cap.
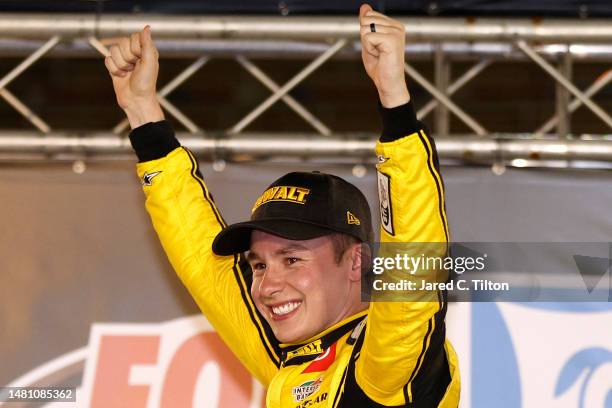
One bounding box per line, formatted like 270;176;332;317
252;186;311;212
213;171;374;256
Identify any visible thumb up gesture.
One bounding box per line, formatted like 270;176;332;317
104;26;164;129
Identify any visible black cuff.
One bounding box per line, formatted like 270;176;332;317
128;120;180;162
377;100;421;143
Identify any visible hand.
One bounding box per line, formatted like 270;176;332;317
104;26;164;129
359;4;410;108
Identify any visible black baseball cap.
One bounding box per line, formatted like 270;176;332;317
212;171;374;256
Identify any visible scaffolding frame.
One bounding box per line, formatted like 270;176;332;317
0;14;610;167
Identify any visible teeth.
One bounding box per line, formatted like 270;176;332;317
272;301;301;316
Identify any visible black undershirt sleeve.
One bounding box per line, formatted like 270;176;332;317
378;100;423;143
128;120;180;163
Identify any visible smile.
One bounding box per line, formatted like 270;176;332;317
269;301;302;319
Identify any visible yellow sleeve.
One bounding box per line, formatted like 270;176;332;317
355;126;455;405
136;147;280;386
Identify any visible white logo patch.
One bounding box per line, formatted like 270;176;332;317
142;171;162;186
377;155;390;165
377;171;394;235
292;377;323;402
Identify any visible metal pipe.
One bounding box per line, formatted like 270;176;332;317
0;35;60;90
113;56;210;134
229;39;347;134
2;39;612;61
418;60;491;119
0;36;59;133
517;40;612;129
159;56;210;96
536;69;612;134
236;56;331;135
157;97;201;133
88;36;201;133
1;133;611;162
434;44;450;136
404;63;488;136
0;88;50;133
555;49;572;137
1;15;612;43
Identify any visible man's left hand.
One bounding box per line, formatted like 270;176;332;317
359;4;410;108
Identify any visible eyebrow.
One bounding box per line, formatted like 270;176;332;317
246;244;310;262
277;244;310;255
246;251;260;262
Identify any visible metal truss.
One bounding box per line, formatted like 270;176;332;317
0;14;610;168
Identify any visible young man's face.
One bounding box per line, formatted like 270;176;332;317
248;230;361;343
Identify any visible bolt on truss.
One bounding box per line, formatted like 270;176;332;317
0;15;609;167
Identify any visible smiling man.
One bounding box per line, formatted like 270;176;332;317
105;4;460;407
247;231;364;343
213;170;374;344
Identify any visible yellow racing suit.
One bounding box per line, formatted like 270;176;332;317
128;101;460;407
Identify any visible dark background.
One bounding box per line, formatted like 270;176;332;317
0;0;611;17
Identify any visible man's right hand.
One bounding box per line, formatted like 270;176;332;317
104;26;165;129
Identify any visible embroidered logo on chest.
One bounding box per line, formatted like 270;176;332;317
286;339;323;361
292;377;323;402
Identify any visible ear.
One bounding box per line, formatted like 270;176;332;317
347;243;363;282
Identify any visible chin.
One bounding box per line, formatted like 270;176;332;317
272;323;315;343
274;328;304;344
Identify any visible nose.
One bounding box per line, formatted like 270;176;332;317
258;265;285;298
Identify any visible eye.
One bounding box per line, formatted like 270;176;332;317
286;257;300;265
252;262;266;271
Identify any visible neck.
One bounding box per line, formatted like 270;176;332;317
333;280;368;326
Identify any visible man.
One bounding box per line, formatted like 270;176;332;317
104;4;460;407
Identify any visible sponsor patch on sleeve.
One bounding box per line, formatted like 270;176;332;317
142;170;162;186
377;171;394;236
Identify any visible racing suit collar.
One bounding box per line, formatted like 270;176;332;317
279;310;368;367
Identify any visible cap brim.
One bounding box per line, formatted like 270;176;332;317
212;219;334;256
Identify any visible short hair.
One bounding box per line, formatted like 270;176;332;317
329;233;360;264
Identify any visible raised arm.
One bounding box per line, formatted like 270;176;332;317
351;5;460;406
104;27;281;386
